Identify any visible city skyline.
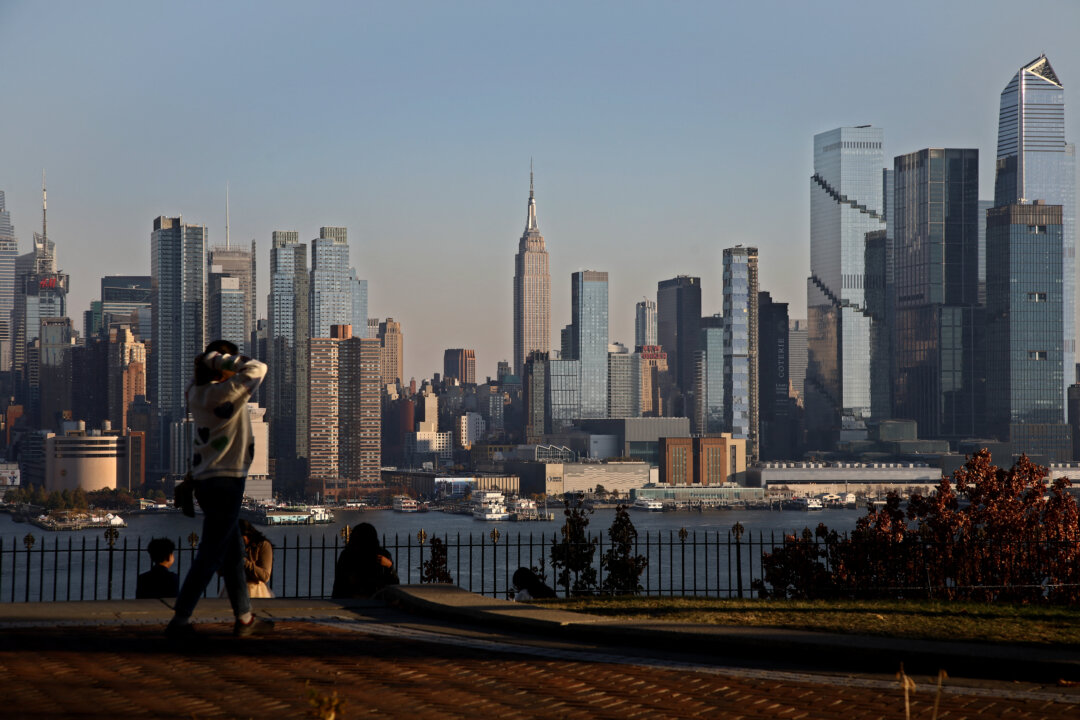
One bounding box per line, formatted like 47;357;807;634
2;2;1080;383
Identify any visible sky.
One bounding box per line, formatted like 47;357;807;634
2;0;1079;383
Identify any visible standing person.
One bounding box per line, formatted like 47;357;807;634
239;519;274;598
166;340;272;640
136;537;179;599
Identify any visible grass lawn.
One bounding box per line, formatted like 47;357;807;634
539;597;1080;646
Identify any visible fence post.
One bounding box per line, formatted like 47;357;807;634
489;528;500;598
104;528;119;600
417;529;427;583
732;522;744;599
23;533;34;603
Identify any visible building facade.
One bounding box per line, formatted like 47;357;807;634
657;276;701;414
635;299;657;349
443;348;476;385
723;246;758;459
570;270;609;418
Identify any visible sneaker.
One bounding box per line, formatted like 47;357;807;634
234;615;275;637
165;620;198;643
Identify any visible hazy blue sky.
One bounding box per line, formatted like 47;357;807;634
2;1;1079;382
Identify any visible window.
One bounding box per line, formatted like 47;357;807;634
1029;351;1048;361
1028;292;1048;302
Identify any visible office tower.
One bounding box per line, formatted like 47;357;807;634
523;351;548;442
759;292;796;459
149;216;206;471
100;276;152;339
723;247;758;458
207;271;246;351
986;202;1070;460
268;230;309;495
570;270;609;418
639;345;668;417
443;348;477;384
878;167;896;424
788;320;808;405
545;357;580;433
0;191;17;371
635;299;657;348
12;178;69;395
657;276;701;413
250;317;269;407
513;167;550;377
37;317;75;430
696;315;724;434
994;55;1075;398
107;325;146;431
376;318;404;386
70;336;109;430
893;148;982;439
977;200;994;305
311;226;357;338
350;269;368;338
806;126;886;448
607;343;640;419
207;241;255;353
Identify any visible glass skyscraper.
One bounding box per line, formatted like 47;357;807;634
806;126;885;447
994;55;1075;397
893;148;981;439
723;246;758;459
657;275;701;414
696;315;724;435
310;227;362;339
0;192;16;372
570;270;609;418
635;299;656;348
985;202;1069;460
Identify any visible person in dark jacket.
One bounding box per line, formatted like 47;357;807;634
512;566;556;601
332;523;399;598
136;537;179;599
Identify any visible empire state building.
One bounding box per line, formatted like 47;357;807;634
513;168;550;377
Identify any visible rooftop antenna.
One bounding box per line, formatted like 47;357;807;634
225;182;230;249
41;169;47;244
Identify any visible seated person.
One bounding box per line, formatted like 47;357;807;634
332;523;399;599
239;519;274;598
136;537;180;599
512;566;556;601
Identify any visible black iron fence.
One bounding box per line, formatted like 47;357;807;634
2;527;1077;603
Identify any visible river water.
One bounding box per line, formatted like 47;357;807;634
1;506;868;602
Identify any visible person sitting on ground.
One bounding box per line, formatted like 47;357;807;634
136;537;179;599
512;566;556;602
331;522;399;599
239;519;274;598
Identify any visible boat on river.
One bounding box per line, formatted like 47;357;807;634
392;496;419;513
241;504;334;526
472;491;510;521
30;511;126;531
632;497;664;511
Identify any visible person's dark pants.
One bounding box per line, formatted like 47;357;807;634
173;477;251;621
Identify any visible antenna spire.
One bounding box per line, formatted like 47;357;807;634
525;161;538;232
530;158;534;199
225;182;230;249
41;169;47;244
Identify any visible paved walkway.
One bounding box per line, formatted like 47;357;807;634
2;587;1079;719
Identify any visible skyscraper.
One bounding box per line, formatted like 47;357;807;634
985;201;1070;460
657;275;701;414
893;148;982;439
100;275;152;339
206;242;256;354
994;55;1075;396
570;270;609;418
513;167;550;377
0;191;17;371
268;230;309;495
607;343;640;419
311;227;359;338
759;292;796;460
443;348;476;384
695;315;724;434
150;216;206;471
723;246;758;459
806;126;885;447
635;299;657;348
377;318;404;387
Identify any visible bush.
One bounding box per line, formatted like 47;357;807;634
420;537;454;584
550;495;598;595
600;505;647;594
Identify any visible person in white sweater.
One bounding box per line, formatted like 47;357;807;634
166;340;273;640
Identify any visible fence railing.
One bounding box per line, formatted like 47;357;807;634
2;528;1076;603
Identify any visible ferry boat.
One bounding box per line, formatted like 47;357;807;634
241;504;334;526
472;490;510;521
31;511;127;531
632;497;664;511
784;497;824;511
507;496;553;521
392;496;420;513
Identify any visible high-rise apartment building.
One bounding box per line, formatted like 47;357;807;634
99;276;152;339
788;319;808;406
443;348;476;384
570;270;609;418
107;325;146;432
268;230;309;495
695;316;724;434
512;169;550;377
657;276;701;414
377;318;404;386
0;191;17;371
635;299;657;349
639;345;668;417
311;227;366;339
207;241;256;353
893;148;982;439
207;272;246;351
806;126;886;447
607;343;640;419
986;202;1070;460
994;55;1075;397
723;247;758;459
149;216;205;472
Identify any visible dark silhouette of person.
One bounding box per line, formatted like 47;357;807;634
136;537;179;599
332;522;399;599
513;566;556;601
